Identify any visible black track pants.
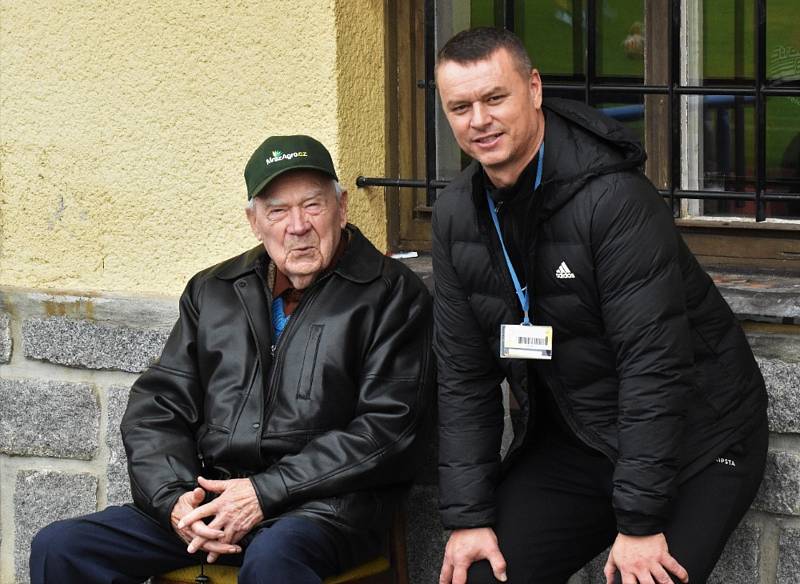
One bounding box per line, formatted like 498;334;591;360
466;419;768;584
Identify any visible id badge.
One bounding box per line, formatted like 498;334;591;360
500;324;553;360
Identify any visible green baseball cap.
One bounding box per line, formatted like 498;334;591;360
244;135;338;200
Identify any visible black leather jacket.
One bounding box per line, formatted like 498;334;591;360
122;225;434;540
433;99;766;535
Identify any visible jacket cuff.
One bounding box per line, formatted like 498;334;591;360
250;467;290;519
440;508;495;531
143;481;195;531
615;509;667;536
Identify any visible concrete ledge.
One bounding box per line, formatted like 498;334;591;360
708;272;800;321
0;377;99;460
0;287;178;327
14;470;97;583
395;258;800;322
397;256;434;293
749;333;800;364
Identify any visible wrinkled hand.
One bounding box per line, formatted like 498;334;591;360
170;487;240;558
604;533;689;584
439;527;507;584
178;477;264;563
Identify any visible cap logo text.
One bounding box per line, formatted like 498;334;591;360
265;150;308;165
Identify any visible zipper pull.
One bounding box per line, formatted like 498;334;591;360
270;344;276;357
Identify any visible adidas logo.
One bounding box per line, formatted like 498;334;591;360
555;261;575;279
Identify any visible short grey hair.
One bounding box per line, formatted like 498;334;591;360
247;178;343;210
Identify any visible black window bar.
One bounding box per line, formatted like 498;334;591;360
356;0;800;222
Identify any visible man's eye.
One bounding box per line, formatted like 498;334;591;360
451;104;468;113
267;208;287;222
488;95;503;103
304;202;323;214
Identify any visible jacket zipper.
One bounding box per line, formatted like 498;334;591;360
263;275;330;426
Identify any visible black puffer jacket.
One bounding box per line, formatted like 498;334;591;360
433;99;767;534
122;226;434;542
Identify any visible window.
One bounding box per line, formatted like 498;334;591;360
370;0;800;270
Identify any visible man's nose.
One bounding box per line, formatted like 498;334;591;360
286;206;311;234
470;103;491;129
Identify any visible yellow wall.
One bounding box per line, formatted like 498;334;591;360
334;0;387;244
0;0;387;297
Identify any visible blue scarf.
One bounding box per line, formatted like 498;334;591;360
271;296;291;341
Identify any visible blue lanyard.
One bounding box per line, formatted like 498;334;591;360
486;144;544;325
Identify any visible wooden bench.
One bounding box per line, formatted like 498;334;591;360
154;510;408;584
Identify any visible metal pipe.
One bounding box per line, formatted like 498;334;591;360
356;175;800;204
424;0;437;206
544;83;800;96
356;176;449;189
659;189;800;203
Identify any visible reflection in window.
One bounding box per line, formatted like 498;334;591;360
767;97;800;218
436;0;799;222
470;0;500;28
597;1;644;80
594;97;645;144
682;95;754;217
767;0;800;83
700;0;755;84
515;0;585;78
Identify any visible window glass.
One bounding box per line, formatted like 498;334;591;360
767;0;800;83
514;0;585;79
681;94;756;217
543;88;584;101
593;97;645;143
596;0;645;79
432;0;799;224
766;97;800;218
470;0;501;27
681;0;754;86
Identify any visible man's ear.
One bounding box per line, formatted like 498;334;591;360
245;204;261;240
338;190;349;228
529;69;543;109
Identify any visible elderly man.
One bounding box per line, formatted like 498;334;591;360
432;28;767;584
30;135;434;584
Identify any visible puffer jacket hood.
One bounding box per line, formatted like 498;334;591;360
539;98;646;210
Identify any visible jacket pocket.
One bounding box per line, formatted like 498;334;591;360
296;324;324;400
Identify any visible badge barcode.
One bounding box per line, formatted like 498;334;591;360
518;336;547;346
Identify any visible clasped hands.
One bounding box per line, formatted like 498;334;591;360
170;476;264;563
